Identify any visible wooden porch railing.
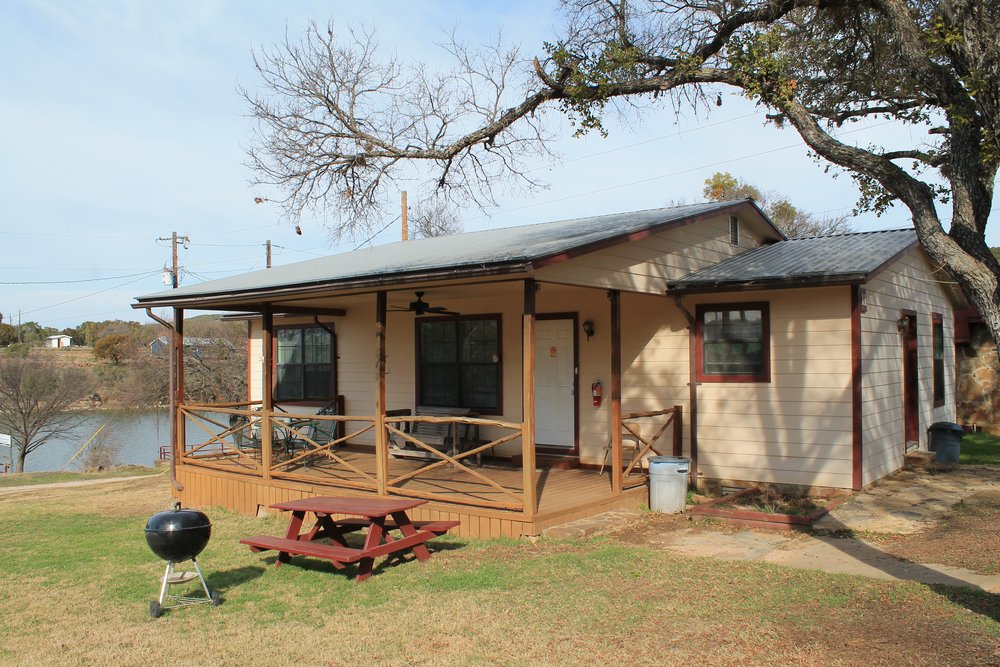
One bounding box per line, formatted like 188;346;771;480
175;404;676;514
385;415;525;511
175;404;530;513
620;406;683;484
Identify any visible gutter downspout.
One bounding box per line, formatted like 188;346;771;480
672;295;699;488
145;308;183;492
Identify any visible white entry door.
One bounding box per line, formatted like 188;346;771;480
535;318;576;450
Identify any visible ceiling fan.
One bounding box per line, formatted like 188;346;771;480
389;291;460;316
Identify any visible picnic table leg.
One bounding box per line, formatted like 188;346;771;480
391;511;431;561
316;514;351;547
275;510;306;566
354;517;390;582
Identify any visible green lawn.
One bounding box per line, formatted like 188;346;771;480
0;476;996;665
961;432;1000;465
0;465;159;487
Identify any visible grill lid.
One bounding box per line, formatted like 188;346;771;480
145;502;212;533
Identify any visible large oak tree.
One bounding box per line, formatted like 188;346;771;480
245;1;1000;342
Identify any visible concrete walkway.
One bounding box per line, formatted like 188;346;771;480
0;474;161;497
546;465;1000;592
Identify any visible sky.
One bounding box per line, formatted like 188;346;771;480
2;1;995;332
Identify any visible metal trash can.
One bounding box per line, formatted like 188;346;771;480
928;421;963;464
648;456;690;513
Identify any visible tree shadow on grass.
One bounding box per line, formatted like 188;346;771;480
816;519;1000;623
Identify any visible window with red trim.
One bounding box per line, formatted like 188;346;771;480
696;303;770;382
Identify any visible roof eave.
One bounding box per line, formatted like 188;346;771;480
667;273;868;295
132;261;533;310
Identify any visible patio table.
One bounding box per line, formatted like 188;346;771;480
240;497;458;581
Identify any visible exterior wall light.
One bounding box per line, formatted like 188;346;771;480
582;320;595;341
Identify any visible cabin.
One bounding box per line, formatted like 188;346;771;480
44;334;72;348
132;200;961;538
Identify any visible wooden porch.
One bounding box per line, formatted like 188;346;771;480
155;279;683;538
173;402;680;538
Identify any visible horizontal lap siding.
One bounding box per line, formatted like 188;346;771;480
861;247;956;486
692;287;854;489
616;292;691;464
535;213;770;294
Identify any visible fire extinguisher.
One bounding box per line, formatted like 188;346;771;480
591;381;603;407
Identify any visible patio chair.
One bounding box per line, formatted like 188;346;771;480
285;397;345;465
598;429;644;477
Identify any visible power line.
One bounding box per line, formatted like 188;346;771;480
19;272;161;316
0;271;157;285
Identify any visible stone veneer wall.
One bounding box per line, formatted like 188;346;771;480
957;323;1000;434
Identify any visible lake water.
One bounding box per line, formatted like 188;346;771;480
6;410;173;473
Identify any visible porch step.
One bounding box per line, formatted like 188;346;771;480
542;509;643;539
905;450;935;469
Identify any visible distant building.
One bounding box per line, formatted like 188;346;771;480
44;335;73;348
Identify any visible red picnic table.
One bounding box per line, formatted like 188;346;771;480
240;497;459;582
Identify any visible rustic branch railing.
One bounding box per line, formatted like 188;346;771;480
174;404;534;513
179;403;263;471
620;406;683;482
385;415;526;511
269;411;377;490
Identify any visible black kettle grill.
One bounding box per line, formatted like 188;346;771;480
144;502;221;618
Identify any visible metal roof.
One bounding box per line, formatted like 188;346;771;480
668;228;918;292
135;200;770;305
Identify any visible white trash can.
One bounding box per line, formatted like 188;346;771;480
648;456;690;513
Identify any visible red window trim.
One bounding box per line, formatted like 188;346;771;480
932;312;945;408
414;313;503;415
695;302;771;383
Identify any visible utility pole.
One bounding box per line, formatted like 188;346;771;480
401;191;408;241
158;232;189;288
265;240;272;269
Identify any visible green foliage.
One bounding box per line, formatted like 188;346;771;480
702;171;851;237
726;29;797;105
0;323;16;346
545;35;647;138
92;334;138;365
960;432;1000;465
1;343;31;358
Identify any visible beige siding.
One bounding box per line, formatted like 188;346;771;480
861;247;956;486
616;292;691;463
689;287;855;489
535;212;769;294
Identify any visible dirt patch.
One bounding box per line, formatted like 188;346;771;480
612;509;750;544
872;490;1000;575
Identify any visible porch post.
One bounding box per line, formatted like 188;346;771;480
374;291;388;496
172;308;186;466
261;303;274;480
609;290;623;495
522;279;537;519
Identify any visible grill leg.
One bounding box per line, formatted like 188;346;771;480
191;558;212;599
158;561;174;605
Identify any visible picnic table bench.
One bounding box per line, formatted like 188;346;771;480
240;497;459;582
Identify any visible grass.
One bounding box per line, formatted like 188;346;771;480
0;477;997;665
0;465;159;488
961;432;1000;465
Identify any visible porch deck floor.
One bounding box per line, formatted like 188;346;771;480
193;445;647;516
